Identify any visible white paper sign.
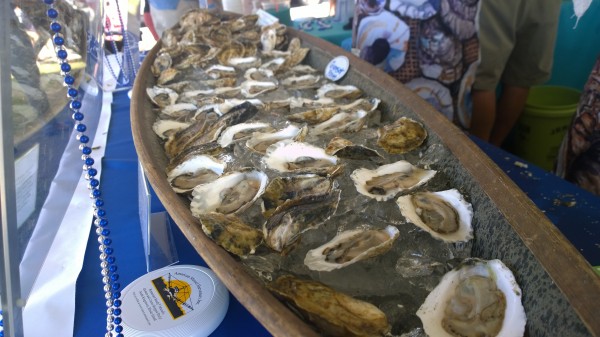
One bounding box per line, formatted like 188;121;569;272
15;144;39;228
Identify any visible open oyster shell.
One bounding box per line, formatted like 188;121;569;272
190;169;268;215
261;174;335;217
217;122;274;148
152;119;190;140
325;137;383;161
246;124;307;154
166;154;226;194
377;117;428;154
263;190;341;253
396;189;473;243
197;212;263;257
268;275;391;337
417;258;526;337
263;140;339;173
316;83;363;100
351;160;437;201
304;225;400;271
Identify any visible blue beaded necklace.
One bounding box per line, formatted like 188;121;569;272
103;0;137;85
43;1;124;336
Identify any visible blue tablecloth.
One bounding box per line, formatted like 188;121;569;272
73;91;272;336
74;90;599;336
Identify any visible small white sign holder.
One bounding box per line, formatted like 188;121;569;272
138;161;179;272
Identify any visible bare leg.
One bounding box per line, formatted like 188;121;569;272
470;89;497;141
489;85;529;146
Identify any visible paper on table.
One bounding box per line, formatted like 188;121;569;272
21;90;112;337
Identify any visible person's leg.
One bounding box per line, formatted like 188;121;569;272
469;89;497;141
489;85;529;146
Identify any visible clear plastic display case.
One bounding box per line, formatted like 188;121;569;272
0;0;104;335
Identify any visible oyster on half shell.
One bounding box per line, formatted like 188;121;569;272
261;174;335;217
268;275;391;337
325;137;383;161
304;225;400;271
417;258;526;337
197;212;263;257
263;190;341;253
246;124;307;154
166;154;226;194
377;117;428;154
190;169;268;215
351;160;437;201
396;189;473;243
263;140;339;174
217;122;274;148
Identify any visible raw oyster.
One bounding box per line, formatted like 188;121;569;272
287;107;340;125
217;122;274;147
190;169;268;215
304;225;400;271
259;57;286;72
261;174;335;217
244;67;276;82
166;141;225;173
263;140;339;173
151;52;172;77
290;97;335;109
260;25;277;52
217;41;245;65
174;47;220;69
396;189;473;243
152;119;190;140
417;258;526;337
206;98;265;116
289;64;319;74
161;103;197;119
268;275;391;337
240;80;278;98
179;9;220;29
246;125;307;154
340;97;381;114
377;117;428;154
197;212;263;257
166;154;226;193
227;56;262;69
263;190;341;253
164;110;219;158
310;109;369;136
282;74;322;89
351;160;436;201
192;101;259;145
281;47;310;71
157;67;183;85
205;64;236;79
317;83;362;100
325;137;383;161
147;86;178;108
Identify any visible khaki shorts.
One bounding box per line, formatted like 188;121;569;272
473;0;563;91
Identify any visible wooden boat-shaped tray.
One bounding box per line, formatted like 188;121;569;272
131;26;600;337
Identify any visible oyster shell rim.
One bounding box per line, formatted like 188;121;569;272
416;258;527;337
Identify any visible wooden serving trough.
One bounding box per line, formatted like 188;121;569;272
131;27;600;337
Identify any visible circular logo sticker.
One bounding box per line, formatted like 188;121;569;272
324;56;350;82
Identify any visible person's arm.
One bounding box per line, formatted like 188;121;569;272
143;1;160;40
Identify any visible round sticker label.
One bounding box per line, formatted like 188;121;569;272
325;56;350;82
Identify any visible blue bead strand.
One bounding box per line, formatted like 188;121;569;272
42;1;123;335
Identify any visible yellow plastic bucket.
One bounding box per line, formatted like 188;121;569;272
511;86;581;171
